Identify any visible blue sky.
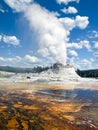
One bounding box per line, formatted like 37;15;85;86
0;0;98;69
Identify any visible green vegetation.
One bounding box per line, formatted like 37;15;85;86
76;69;98;78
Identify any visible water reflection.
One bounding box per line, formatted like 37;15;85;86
74;89;98;103
36;88;98;103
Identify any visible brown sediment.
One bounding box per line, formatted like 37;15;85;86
0;82;98;129
0;81;98;91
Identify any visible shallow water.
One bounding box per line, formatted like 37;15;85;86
36;88;98;103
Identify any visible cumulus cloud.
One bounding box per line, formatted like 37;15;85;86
24;55;38;63
68;50;78;57
56;0;80;5
61;6;78;14
0;34;20;46
90;58;94;62
67;42;82;49
79;40;91;50
0;35;2;41
94;52;98;60
75;15;89;29
67;49;78;66
78;59;92;69
0;57;5;61
67;40;91;51
0;56;21;66
59;17;75;31
4;0;89;66
88;30;98;39
2;35;20;46
93;42;98;63
94;42;98;49
0;55;39;67
80;59;91;65
59;15;89;31
75;57;98;70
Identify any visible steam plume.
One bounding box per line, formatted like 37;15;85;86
4;0;69;65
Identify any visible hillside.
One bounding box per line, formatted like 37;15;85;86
0;63;97;84
76;69;98;78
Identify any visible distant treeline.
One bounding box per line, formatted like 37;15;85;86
0;63;63;73
76;69;98;78
0;66;50;73
0;65;98;78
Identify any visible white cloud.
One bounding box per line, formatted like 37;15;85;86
59;17;75;31
67;57;96;70
0;55;39;67
59;15;89;31
67;49;78;67
68;50;78;57
24;55;38;63
78;59;92;69
61;6;78;14
75;15;89;29
67;56;78;67
67;42;82;49
80;59;91;65
94;52;98;60
90;58;94;62
4;0;32;12
88;30;98;39
0;35;2;41
56;0;80;5
0;57;5;61
94;42;98;49
67;40;91;51
93;42;98;62
4;0;90;66
76;57;98;70
3;35;20;46
79;40;91;50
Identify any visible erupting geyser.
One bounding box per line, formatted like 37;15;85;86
4;0;69;65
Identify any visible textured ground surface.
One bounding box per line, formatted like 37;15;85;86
0;82;98;130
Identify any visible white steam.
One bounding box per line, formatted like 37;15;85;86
4;0;89;66
4;0;68;65
24;4;68;64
